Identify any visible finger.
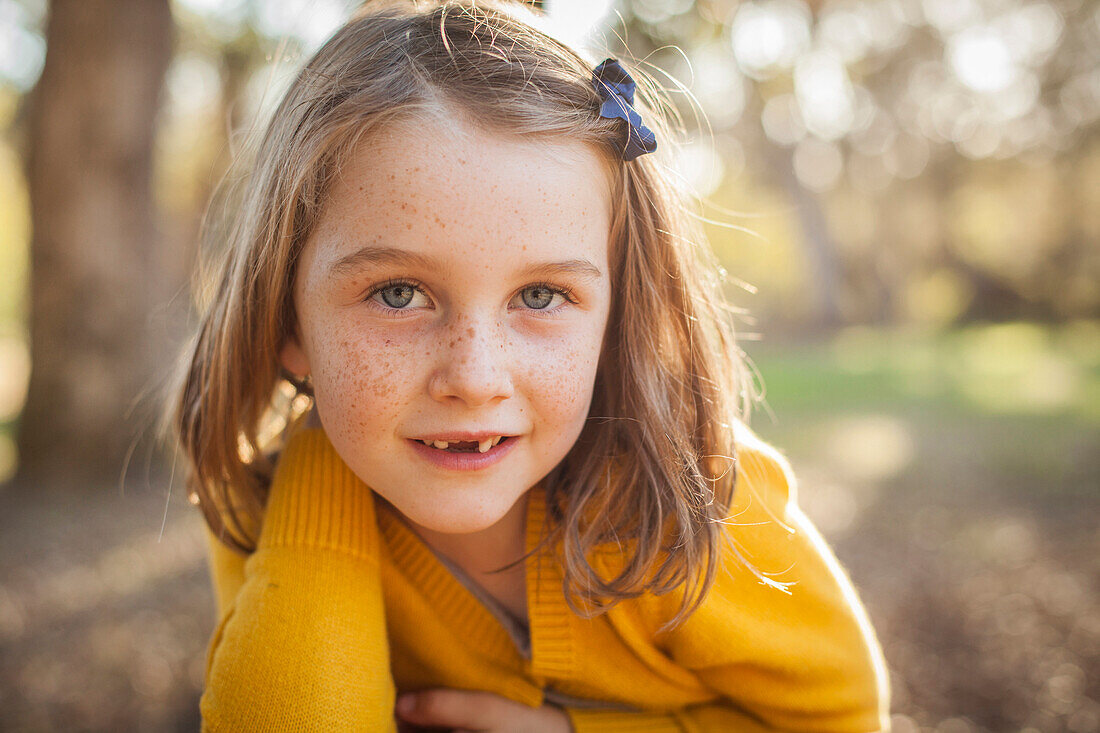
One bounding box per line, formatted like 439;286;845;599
396;688;507;728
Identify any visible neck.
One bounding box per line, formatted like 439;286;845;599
405;489;531;577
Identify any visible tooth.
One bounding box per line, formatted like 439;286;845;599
478;438;493;453
491;436;503;446
420;439;432;446
433;440;449;449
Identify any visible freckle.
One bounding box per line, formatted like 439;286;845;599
466;327;474;337
407;223;413;230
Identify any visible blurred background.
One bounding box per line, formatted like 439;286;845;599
0;0;1096;730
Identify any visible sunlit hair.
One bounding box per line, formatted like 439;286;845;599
161;0;757;630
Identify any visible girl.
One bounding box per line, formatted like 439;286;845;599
165;0;891;730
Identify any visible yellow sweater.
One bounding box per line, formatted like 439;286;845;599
201;426;890;731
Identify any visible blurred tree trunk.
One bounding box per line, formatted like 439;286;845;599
18;0;174;489
763;143;844;330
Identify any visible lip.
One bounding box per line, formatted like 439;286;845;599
415;431;518;442
407;435;519;471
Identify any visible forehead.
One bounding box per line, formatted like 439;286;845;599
306;115;615;280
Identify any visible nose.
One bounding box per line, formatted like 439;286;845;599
428;318;514;406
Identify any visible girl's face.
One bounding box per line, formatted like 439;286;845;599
280;115;613;538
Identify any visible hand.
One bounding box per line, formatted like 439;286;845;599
395;688;573;733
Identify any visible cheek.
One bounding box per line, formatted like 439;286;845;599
521;325;605;425
310;330;416;434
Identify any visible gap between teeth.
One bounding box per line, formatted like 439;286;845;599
420;436;504;453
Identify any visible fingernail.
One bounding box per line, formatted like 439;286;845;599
396;694;416;715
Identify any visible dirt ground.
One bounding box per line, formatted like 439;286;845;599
0;410;1097;732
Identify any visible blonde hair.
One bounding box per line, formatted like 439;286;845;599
162;0;755;630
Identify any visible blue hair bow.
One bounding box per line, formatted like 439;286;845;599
592;58;657;162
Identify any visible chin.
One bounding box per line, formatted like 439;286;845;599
392;493;523;535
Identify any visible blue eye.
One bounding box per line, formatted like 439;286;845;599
520;285;556;309
378;283;417;308
514;283;577;312
364;279;430;315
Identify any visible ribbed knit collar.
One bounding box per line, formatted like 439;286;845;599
286;425;579;685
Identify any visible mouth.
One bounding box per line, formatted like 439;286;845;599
414;436;514;454
407;434;520;471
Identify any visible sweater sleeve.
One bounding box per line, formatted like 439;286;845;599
199;427;397;732
567;430;890;733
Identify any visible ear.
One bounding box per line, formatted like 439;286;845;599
278;335;311;379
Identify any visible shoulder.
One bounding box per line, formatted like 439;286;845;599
648;423;873;645
705;420;802;583
729;418;798;518
593;422;800;618
720;420;801;569
258;425;383;559
204;524;248;622
623;422;810;629
650;424;891;726
203;425;383;591
203;424;386;619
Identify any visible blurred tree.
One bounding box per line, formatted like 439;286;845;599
613;0;1100;329
18;0;175;488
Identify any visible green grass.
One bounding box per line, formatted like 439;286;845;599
742;322;1100;506
745;321;1100;424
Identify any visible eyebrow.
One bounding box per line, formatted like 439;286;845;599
326;245;604;282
